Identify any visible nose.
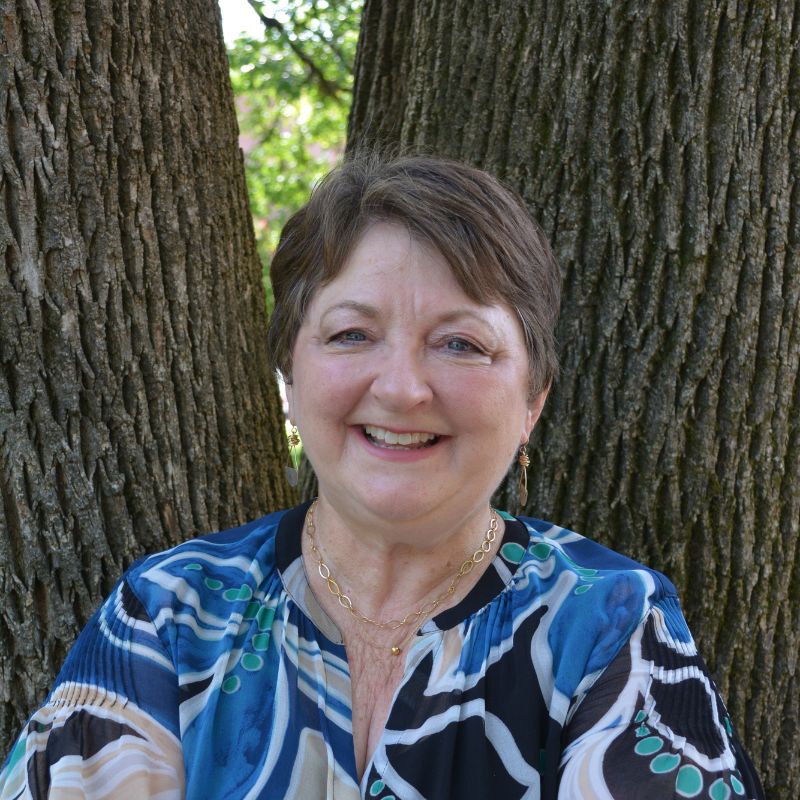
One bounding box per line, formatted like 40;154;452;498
369;343;433;411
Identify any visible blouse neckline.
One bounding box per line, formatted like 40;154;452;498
274;499;530;640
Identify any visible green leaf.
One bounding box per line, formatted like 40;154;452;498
227;1;362;314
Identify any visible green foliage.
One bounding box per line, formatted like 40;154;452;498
227;0;361;311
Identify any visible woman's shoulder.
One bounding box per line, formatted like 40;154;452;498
508;513;692;703
123;506;293;627
513;513;679;603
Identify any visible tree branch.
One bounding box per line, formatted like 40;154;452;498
247;0;348;101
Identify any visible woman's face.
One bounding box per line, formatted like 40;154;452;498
286;222;545;527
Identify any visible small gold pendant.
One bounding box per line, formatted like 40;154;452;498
390;646;401;656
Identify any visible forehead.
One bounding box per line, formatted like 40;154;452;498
305;225;528;346
311;222;482;310
329;222;452;285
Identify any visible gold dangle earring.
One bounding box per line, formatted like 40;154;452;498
285;424;302;487
517;443;530;512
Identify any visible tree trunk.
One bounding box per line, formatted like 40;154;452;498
349;1;799;795
0;0;294;753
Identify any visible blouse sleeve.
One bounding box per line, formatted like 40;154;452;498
558;597;764;799
0;574;184;800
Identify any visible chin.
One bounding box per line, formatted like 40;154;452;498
369;494;432;522
345;484;444;525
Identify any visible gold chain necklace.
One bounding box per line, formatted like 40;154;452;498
304;501;498;655
344;613;430;660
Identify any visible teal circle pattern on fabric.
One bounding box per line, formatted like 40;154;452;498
649;753;680;773
634;736;663;756
731;775;745;795
709;778;732;800
243;601;260;620
257;606;275;631
529;542;553;560
185;563;203;570
204;577;223;590
369;779;385;796
500;542;526;564
675;764;703;796
634;710;647;723
574;584;592;595
222;675;241;694
252;633;271;651
241;653;263;672
223;584;253;602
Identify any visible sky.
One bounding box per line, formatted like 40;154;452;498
218;0;264;45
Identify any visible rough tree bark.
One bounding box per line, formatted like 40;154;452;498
349;1;799;796
0;0;294;752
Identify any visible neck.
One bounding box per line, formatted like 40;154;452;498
302;495;503;628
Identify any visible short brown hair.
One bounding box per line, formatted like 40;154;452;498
267;153;561;396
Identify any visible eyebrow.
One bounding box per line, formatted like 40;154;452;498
320;301;503;339
320;301;381;322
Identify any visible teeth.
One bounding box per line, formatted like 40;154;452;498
364;425;437;446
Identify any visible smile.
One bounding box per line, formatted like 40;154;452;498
363;425;440;449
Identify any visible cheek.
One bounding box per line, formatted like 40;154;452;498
448;370;529;442
457;366;528;412
296;359;366;421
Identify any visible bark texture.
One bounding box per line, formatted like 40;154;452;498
349;1;799;795
0;0;294;752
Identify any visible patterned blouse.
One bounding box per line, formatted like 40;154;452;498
1;501;763;799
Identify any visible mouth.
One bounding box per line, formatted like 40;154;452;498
361;424;442;450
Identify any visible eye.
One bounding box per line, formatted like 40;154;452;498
445;337;480;353
329;329;367;344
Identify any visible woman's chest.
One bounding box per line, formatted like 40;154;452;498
183;608;553;799
346;646;408;776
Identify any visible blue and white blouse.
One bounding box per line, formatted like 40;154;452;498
0;501;763;799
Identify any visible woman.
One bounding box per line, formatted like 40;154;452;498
1;154;762;799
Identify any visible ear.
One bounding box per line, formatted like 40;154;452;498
522;389;549;443
284;379;296;425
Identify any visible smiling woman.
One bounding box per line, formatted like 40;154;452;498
0;154;764;799
284;222;540;533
